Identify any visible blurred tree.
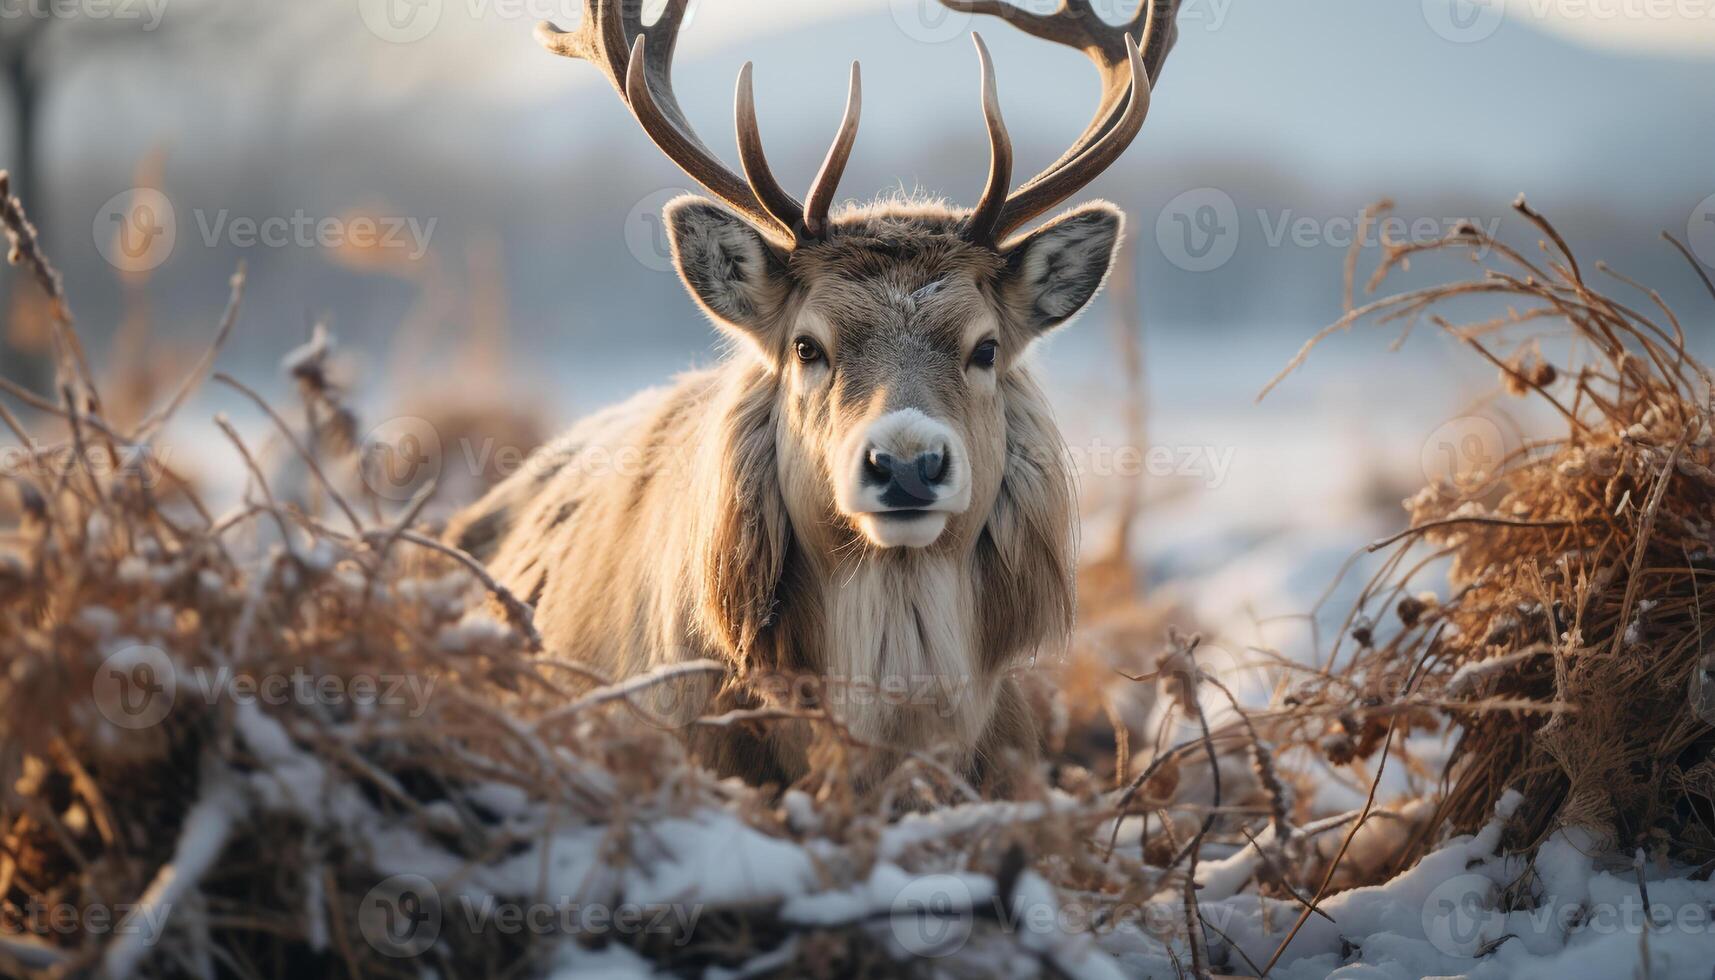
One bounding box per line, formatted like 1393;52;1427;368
0;1;232;396
1;15;54;394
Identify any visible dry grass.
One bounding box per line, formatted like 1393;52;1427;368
0;172;1202;978
6;165;1714;978
1262;197;1715;881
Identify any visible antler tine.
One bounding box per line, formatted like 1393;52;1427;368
620;35;790;239
1040;0;1172;162
989;34;1149;243
964;33;1013;245
537;2;795;245
537;1;862;247
948;0;1179;243
534;0;627;98
640;0;693;88
802;62;862;240
735;62;807;240
1136;0;1180;86
1016;0;1177;180
940;0;1086;46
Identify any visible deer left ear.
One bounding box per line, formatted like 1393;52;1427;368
999;202;1124;334
664;195;790;345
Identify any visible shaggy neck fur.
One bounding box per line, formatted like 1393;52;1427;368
818;549;989;753
686;362;1076;778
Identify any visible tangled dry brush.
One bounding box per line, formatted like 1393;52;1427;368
2;172;1714;979
1263;199;1715;880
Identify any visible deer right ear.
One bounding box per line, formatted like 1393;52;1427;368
998;203;1124;335
665;196;791;343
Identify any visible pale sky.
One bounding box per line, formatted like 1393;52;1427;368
639;0;1715;54
567;0;1715;54
386;0;1715;106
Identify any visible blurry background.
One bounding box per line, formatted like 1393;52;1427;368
3;0;1714;660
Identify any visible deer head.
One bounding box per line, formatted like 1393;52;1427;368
538;0;1178;552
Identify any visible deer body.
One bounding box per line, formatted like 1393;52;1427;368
452;0;1181;787
452;350;1060;783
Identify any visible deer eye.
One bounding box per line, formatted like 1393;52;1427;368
793;337;826;365
970;339;998;370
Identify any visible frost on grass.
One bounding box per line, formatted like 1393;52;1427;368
3;172;1714;980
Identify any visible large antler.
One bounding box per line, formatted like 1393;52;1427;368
951;0;1181;245
536;0;860;246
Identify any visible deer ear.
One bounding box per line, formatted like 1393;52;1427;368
999;202;1124;334
665;195;790;342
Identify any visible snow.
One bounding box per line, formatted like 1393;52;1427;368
1110;788;1715;979
542;941;664;979
103;770;247;980
623;812;820;907
129;331;1715;979
878;798;1064;860
234;701;330;815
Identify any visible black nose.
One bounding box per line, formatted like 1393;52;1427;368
864;446;950;506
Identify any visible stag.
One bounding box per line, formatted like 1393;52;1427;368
450;0;1181;787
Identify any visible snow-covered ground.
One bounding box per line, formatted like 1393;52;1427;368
127;318;1715;979
1108;792;1715;979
